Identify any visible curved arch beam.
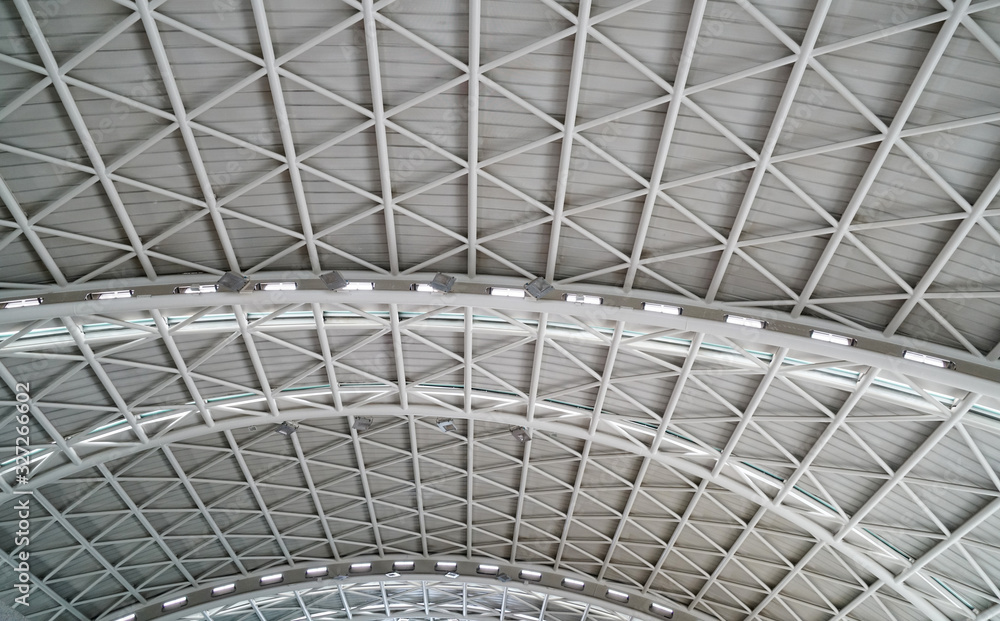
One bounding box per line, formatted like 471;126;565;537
1;275;997;395
4;406;957;621
109;558;707;621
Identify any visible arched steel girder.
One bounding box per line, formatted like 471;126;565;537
111;558;707;621
0;406;961;621
3;277;997;621
1;274;998;397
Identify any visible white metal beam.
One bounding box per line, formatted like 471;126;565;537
622;0;707;292
361;0;400;274
790;0;973;317
544;0;593;282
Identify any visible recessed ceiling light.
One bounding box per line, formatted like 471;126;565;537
477;564;499;575
564;293;602;305
343;281;375;291
306;567;329;577
725;314;766;329
3;297;42;308
649;603;674;618
519;570;541;581
562;578;585;590
260;573;283;585
489;287;526;298
88;290;133;300
903;350;953;369
256;282;297;291
162;596;187;611
212;584;236;596
810;330;854;346
176;284;217;294
606;588;629;602
642;302;682;315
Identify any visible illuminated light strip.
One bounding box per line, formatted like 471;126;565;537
725;314;766;329
113;560;685;621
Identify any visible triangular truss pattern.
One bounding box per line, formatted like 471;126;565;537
0;299;999;621
3;0;1000;620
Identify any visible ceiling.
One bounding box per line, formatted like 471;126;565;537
2;0;1000;621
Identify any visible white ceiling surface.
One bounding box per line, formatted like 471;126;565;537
1;1;1000;621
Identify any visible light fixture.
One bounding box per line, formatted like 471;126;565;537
412;284;435;292
385;571;401;578
649;603;674;618
725;314;766;329
113;615;135;621
306;567;329;577
525;277;553;298
435;561;457;572
260;573;283;585
212;584;236;596
489;287;526;298
275;422;297;436
519;570;541;581
217;271;250;292
256;282;296;291
445;571;460;579
87;289;133;300
510;426;530;443
343;281;375;291
437;418;457;433
320;271;349;290
564;293;602;305
903;350;953;369
810;330;855;346
3;297;42;308
350;562;372;573
642;302;682;315
477;564;499;575
393;561;415;571
562;578;585;590
429;272;456;292
176;284;217;294
606;588;629;603
162;597;187;611
352;417;373;432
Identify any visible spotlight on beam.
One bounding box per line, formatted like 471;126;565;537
352;417;373;432
510;426;530;443
217;272;250;292
524;277;553;299
437;418;457;433
275;422;297;436
428;272;456;292
320;271;349;291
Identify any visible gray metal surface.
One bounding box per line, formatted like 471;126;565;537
2;1;1000;620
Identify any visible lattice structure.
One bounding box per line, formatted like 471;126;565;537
2;1;1000;621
